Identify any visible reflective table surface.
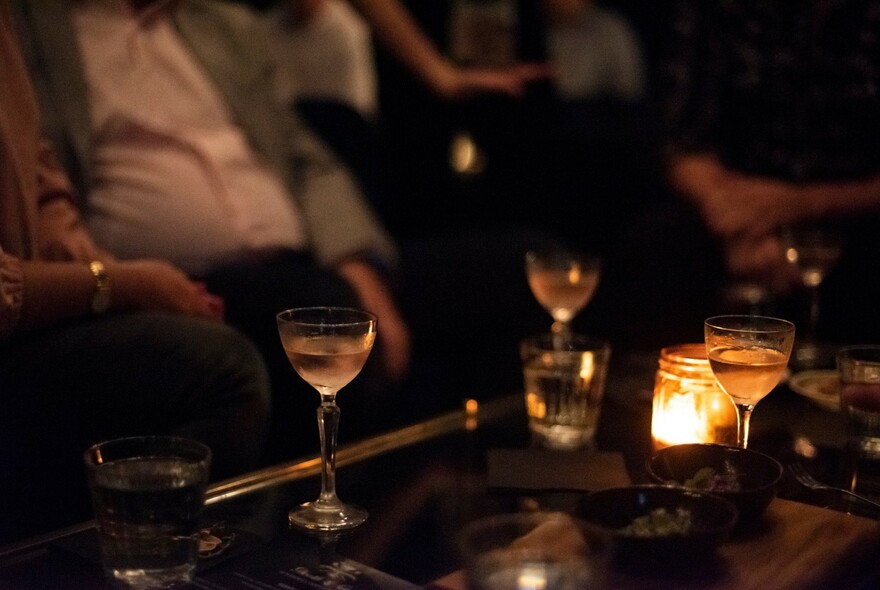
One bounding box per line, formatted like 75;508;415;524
2;351;879;589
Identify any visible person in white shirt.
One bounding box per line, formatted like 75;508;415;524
0;0;272;542
17;0;555;460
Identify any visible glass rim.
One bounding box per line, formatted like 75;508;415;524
83;435;212;466
659;343;708;362
704;314;795;334
521;332;611;352
836;345;880;363
525;249;603;266
276;306;377;327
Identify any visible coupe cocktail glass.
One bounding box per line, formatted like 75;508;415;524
277;307;376;531
705;315;795;449
525;249;601;337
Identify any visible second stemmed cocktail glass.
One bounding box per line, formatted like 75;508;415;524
704;315;795;449
781;225;842;368
525;249;601;337
277;307;376;531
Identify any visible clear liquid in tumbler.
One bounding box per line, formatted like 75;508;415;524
91;457;207;588
524;358;603;451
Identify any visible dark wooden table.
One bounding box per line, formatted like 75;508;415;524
2;350;878;589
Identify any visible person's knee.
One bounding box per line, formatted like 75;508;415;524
140;315;273;476
205;325;273;473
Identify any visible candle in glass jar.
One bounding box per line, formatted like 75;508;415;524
652;344;737;448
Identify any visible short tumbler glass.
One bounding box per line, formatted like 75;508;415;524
84;436;212;589
521;333;611;451
458;512;610;590
838;346;880;496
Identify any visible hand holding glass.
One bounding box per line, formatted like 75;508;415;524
705;315;795;448
525;249;601;336
277;307;376;531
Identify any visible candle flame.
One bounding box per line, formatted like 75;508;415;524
652;391;711;447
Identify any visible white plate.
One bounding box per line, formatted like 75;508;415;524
788;370;841;412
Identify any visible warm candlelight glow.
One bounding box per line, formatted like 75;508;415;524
579;351;595;380
465;399;479;431
652;344;737;448
517;567;548;590
652;390;706;446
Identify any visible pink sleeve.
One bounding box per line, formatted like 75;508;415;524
0;248;24;338
35;140;106;262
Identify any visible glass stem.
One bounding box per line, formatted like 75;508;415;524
551;320;570;349
317;395;340;504
735;403;754;449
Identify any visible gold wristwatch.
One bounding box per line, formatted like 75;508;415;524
89;260;111;314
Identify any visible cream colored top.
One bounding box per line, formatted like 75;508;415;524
74;0;308;275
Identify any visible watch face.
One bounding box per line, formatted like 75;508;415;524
89;261;111;314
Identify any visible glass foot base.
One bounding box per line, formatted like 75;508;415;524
108;563;194;589
289;500;368;532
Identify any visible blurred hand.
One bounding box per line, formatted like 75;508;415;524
698;174;802;240
433;62;554;101
110;259;225;320
723;234;800;295
670;154;807;240
336;258;411;382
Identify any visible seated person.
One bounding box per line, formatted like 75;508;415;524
16;0;554;462
0;2;271;543
614;0;880;350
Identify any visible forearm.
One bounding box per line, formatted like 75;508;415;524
336;257;397;316
670;152;880;238
666;152;728;205
336;256;411;381
18;257;224;331
796;174;880;221
19;260;145;329
346;0;456;92
18;261;98;329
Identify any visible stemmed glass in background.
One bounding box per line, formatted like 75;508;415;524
705;315;795;449
781;225;842;368
277;307;377;531
525;249;601;337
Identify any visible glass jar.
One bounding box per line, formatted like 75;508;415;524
651;344;738;448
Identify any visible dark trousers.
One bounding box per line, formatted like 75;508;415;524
0;312;271;543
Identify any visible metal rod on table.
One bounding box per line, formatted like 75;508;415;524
0;394;522;559
205;394;521;504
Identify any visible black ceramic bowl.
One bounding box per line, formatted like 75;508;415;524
646;443;784;523
574;485;738;567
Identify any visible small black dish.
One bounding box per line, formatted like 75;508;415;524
574;484;738;569
646;443;783;523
